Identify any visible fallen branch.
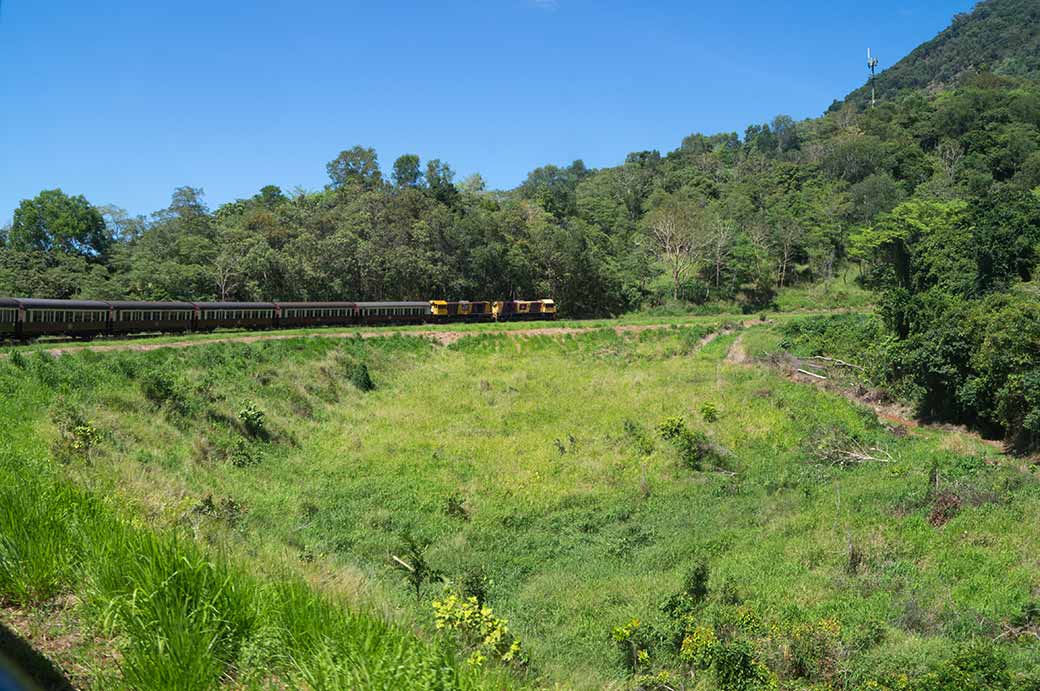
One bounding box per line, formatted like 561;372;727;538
707;465;739;477
807;355;864;371
840;445;895;464
390;555;414;572
994;626;1040;642
797;368;828;380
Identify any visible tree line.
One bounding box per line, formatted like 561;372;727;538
2;72;1040;318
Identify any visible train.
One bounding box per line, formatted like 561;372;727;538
0;298;556;342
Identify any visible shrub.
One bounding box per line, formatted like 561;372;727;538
349;362;375;392
391;531;441;602
458;565;491;606
50;398;102;464
781;619;844;683
611;618;653;675
443;492;469;521
227;438;260;468
656;416;721;470
140;367;191;414
192;493;245;527
140;368;177;405
433;591;526;668
623;418;655;457
238;402;266;438
681;628;774;691
661;560;710;623
701;402;720;423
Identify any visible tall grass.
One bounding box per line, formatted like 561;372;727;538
0;339;524;690
0;456;523;690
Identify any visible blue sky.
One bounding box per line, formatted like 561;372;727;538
1;1;974;223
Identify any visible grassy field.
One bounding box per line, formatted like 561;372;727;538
3;320;1039;689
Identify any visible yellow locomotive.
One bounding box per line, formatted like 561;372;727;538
492;299;556;321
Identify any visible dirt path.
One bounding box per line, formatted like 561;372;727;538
3;322;707;359
722;334;1006;450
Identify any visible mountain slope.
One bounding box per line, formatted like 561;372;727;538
844;0;1040;107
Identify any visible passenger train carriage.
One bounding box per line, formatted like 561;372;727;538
0;296;555;342
0;298;19;339
109;301;195;335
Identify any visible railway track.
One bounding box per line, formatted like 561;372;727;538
0;322;714;359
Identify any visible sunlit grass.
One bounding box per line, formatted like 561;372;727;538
3;321;1038;688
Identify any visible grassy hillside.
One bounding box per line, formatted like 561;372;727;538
3;321;1039;688
843;0;1040;107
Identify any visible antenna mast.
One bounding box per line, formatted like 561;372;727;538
867;48;879;107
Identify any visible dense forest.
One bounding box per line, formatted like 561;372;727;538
2;0;1038;447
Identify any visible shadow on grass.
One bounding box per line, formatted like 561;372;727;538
0;621;75;691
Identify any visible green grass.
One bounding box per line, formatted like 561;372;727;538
0;339;526;690
773;274;875;312
3;322;1039;689
0;313;728;355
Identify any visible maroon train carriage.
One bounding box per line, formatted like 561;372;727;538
194;302;277;332
110;301;195;335
18;298;111;339
0;298;19;340
276;302;357;329
355;301;430;325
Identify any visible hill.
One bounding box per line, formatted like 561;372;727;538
843;0;1040;107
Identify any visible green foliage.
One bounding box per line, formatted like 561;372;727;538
141;368;181;408
656;416;720;470
6;324;1040;687
393;531;442;603
237;401;266;438
9;188;110;261
611;618;654;675
227;438;260;468
349;362;375;392
443;492;469;521
700;401;720;422
661;560;711;621
842;0;1040;108
433;591;526;668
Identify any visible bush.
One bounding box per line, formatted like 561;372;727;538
349;362;375;392
611;618;653;675
433;590;526;669
680;630;774;691
140;367;191;414
391;531;441;602
227;438;260;468
238;402;266;438
458;565;491;606
141;368;177;405
656;416;722;470
700;402;720;423
623;418;655;457
661;561;711;634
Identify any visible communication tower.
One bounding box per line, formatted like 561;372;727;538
867;48;879;107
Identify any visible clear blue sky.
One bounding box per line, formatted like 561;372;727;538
1;1;974;223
